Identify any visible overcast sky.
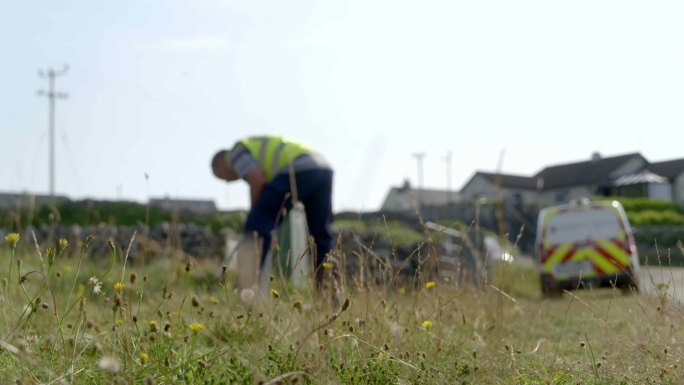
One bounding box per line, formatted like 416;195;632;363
2;0;683;212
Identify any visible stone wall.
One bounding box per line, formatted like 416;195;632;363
10;222;223;262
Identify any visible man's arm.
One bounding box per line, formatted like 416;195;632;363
244;166;267;206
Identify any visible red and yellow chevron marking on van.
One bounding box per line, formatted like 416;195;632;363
541;238;630;277
539;201;633;278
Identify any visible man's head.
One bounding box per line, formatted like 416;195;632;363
211;150;239;182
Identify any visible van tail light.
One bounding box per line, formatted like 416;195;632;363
623;234;637;255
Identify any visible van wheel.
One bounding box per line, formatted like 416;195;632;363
541;279;562;299
621;280;639;295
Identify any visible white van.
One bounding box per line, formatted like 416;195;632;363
535;200;640;297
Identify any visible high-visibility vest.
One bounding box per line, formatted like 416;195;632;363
238;136;313;181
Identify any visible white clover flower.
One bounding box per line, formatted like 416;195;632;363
89;276;102;295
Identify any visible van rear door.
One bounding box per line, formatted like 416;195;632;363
539;205;631;280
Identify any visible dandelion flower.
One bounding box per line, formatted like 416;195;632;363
422;320;433;329
209;296;218;304
398;287;406;295
425;281;436;289
116;319;124;326
293;299;303;313
322;261;333;269
114;282;125;293
269;289;280;299
5;233;20;247
189;322;204;333
139;352;149;364
149;320;158;332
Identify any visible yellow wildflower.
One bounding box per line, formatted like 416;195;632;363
139;352;149;364
398;287;406;295
209;296;218;304
114;282;125;293
58;238;69;252
422;320;433;329
269;289;280;299
189;322;204;333
149;320;158;332
293;299;303;313
425;281;436;289
117;319;124;326
322;261;333;269
5;233;20;247
46;247;56;266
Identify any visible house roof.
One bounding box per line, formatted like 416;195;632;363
614;170;669;186
648;158;684;180
472;172;538;190
534;153;647;190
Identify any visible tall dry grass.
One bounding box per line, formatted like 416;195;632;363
0;227;683;384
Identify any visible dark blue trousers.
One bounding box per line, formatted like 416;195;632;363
244;169;334;274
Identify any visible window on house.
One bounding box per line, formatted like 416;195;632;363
554;192;567;203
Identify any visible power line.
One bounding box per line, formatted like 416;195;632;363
38;65;69;199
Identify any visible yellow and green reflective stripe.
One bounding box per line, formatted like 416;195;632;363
543;243;572;273
595;240;630;265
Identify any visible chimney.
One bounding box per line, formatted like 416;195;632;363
591;152;601;162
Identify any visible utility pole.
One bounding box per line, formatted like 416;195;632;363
38;65;69;199
493;149;506;239
412;152;425;208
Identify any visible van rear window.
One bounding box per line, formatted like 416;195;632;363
544;209;621;245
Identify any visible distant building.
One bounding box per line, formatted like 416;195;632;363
648;158;684;205
459;172;539;208
460;152;684;207
380;152;684;215
381;179;461;213
0;191;69;209
149;197;217;215
533;152;648;204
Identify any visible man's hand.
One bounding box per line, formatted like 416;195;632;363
244;167;267;206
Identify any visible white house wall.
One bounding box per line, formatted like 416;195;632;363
381;190;416;211
460;176;495;201
501;188;541;207
675;174;684;207
647;183;672;201
460;175;539;206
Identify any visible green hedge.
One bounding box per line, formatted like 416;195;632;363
594;197;684;226
0;200;245;233
627;210;684;226
599;196;680;213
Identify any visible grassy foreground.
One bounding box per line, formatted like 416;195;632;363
1;233;683;384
